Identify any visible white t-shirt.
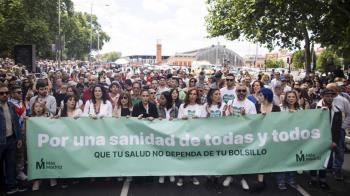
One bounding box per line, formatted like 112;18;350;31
228;98;257;116
178;103;203;119
83;100;113;117
201;103;225;118
283;85;292;93
220;87;236;104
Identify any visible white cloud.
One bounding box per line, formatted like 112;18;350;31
72;0;270;57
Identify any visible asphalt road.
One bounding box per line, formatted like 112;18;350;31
1;153;350;196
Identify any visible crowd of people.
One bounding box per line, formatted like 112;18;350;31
0;57;349;194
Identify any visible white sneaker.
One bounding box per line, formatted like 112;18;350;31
126;177;133;182
177;178;184;187
117;177;124;182
297;170;303;174
32;180;41;191
159;176;165;184
192;177;200;185
16;171;27;181
222;176;233;187
169;176;175;182
241;178;249;190
50;179;57;187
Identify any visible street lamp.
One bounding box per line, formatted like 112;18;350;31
89;3;110;65
58;0;61;67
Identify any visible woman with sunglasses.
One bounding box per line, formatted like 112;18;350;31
188;78;197;88
112;92;133;117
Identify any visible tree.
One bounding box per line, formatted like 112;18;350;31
205;0;350;73
265;59;283;68
0;0;110;59
61;12;110;60
316;49;341;73
99;51;121;62
291;50;305;69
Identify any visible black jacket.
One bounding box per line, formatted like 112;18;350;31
132;102;159;118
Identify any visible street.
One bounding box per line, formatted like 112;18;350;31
3;152;348;196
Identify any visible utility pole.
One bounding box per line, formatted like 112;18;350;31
89;3;93;66
58;0;61;67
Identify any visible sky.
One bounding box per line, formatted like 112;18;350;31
72;0;270;57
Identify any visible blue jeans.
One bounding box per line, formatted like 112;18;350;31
275;172;295;184
0;136;17;189
333;129;345;173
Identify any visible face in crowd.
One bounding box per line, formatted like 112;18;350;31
188;89;198;104
151;80;158;89
149;89;156;101
0;86;9;103
159;94;166;106
189;79;197;87
132;83;141;96
275;72;281;80
323;93;335;106
252;81;261;94
236;85;247;101
159;78;166;87
225;75;235;88
286;91;297;106
38;86;48;97
211;89;221;104
11;87;22;101
67;97;76;109
141;90;149;104
94;86;103;100
88;76;97;87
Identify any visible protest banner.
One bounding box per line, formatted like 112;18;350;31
27;109;331;180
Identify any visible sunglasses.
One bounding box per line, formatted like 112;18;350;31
226;79;234;82
236;90;247;93
0;91;9;96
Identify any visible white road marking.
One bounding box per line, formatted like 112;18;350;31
295;184;311;196
120;180;130;196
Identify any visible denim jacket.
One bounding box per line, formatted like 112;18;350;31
0;102;21;145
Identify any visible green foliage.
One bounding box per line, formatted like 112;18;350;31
291;50;305;69
0;0;110;59
99;51;122;62
265;59;284;68
316;49;341;72
205;0;350;73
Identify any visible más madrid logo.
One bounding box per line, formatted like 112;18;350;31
296;150;321;162
36;158;63;170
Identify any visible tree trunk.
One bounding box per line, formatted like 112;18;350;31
303;27;311;74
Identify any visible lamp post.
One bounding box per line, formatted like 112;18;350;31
89;3;93;67
89;3;110;65
58;0;61;67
